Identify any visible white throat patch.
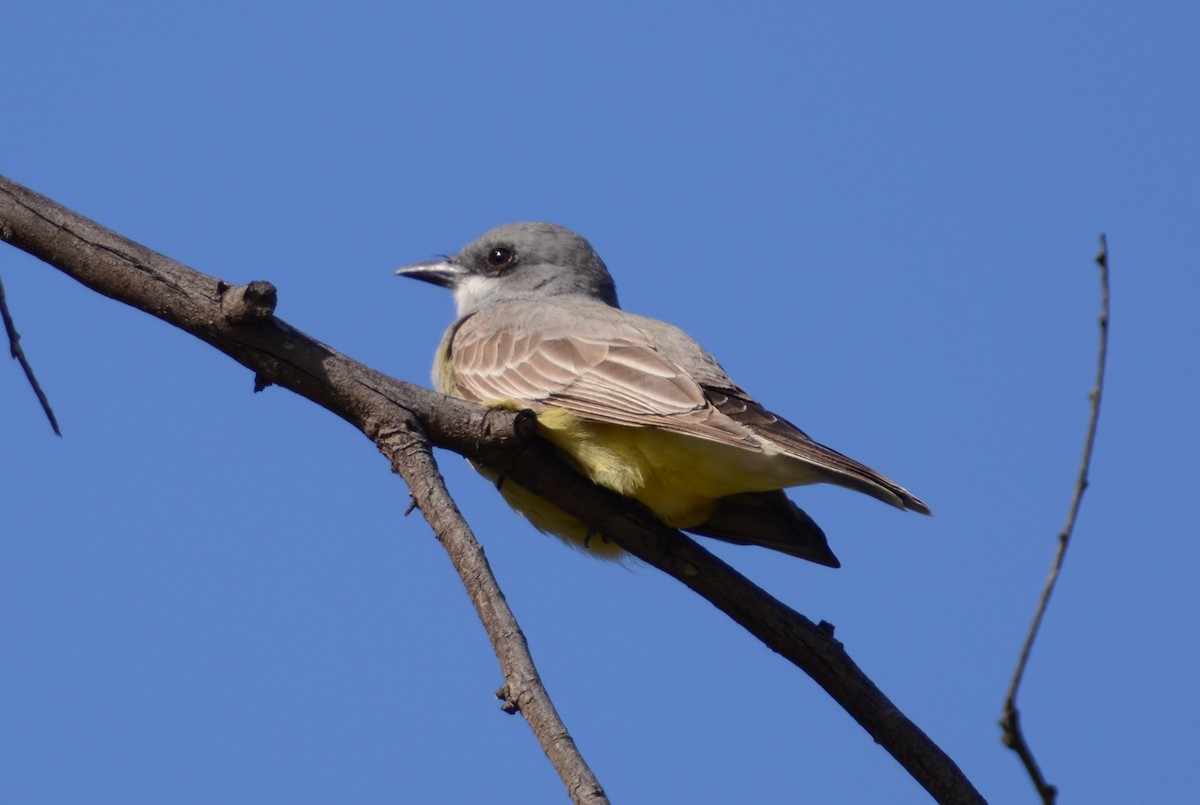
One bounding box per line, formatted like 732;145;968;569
453;274;499;317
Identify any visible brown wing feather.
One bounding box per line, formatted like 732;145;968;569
450;309;929;515
450;316;759;449
705;387;931;514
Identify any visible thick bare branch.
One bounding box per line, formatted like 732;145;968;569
1;174;984;805
0;174;607;804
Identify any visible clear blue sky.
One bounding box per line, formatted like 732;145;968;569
4;3;1197;803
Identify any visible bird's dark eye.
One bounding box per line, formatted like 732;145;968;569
486;246;516;270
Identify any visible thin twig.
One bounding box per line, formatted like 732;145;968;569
999;234;1110;804
0;272;61;435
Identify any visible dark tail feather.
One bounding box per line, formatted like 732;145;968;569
687;491;840;568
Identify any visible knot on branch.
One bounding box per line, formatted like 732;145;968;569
473;406;538;455
512;409;539;445
495;683;521;715
218;280;277;324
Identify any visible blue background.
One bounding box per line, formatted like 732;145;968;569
4;3;1198;803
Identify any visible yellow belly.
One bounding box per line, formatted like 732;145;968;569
475;407;816;557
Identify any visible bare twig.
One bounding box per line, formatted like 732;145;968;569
0;174;984;805
377;423;609;805
0;272;61;435
999;235;1110;804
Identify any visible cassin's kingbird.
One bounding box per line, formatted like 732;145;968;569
397;222;929;567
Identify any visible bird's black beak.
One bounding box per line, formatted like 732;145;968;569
394;258;463;289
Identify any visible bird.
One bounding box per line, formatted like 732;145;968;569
396;222;929;567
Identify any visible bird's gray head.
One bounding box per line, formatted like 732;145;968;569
395;222;619;317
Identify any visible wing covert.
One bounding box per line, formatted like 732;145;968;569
449;311;759;448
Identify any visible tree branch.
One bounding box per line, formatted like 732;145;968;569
377;420;609;804
999;235;1110;804
0;174;984;804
